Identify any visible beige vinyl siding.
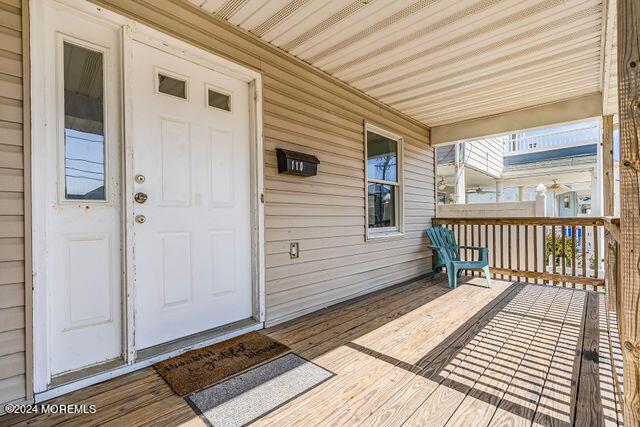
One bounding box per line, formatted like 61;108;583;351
465;137;505;178
92;0;435;326
0;0;29;406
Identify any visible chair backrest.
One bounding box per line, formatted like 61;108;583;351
427;226;460;262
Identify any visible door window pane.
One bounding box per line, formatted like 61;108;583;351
64;42;106;200
158;73;187;99
367;131;397;182
368;183;396;228
208;89;231;111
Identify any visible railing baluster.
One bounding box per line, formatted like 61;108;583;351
471;224;475;277
534;224;539;285
508;225;512;282
456;223;461;262
492;224;496;279
551;225;556;286
524;225;529;283
594;224;599;282
582;225;587;284
499;224;504;280
561;225;566;287
516;225;521;283
484;223;489;279
571;226;576;288
541;225;549;285
477;224;482;277
463;223;468;265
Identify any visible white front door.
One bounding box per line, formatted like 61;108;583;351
128;40;254;349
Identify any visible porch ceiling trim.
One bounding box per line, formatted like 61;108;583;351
430;92;603;145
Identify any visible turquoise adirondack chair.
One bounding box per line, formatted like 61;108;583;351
427;226;491;289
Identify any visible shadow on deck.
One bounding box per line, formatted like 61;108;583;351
0;275;623;426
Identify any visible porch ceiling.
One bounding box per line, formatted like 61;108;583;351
190;0;616;127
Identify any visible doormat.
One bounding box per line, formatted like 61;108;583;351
154;332;289;396
186;353;334;427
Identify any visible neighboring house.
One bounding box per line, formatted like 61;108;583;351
435;121;620;217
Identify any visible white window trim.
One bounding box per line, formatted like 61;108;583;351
364;122;404;241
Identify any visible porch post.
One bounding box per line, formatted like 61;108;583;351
496;180;504;202
616;0;640;424
591;169;601;216
603;115;616;313
602;115;615;216
535;184;547;217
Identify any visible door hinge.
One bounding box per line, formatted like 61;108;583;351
260;193;265;203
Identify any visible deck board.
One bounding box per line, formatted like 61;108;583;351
489;287;574;426
575;292;605;427
405;284;546;426
0;276;622;426
449;286;565;426
532;289;586;426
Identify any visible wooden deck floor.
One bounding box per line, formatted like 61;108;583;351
0;276;623;426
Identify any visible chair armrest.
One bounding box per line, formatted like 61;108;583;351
458;246;489;263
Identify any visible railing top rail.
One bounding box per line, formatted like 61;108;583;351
432;217;608;226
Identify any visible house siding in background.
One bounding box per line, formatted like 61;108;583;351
465;137;505;178
0;0;30;406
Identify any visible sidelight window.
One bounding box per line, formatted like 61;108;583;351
63;42;106;201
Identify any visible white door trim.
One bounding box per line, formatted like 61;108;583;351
30;0;265;394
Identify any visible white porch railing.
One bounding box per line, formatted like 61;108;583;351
504;124;599;155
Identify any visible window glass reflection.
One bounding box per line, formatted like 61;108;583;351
64;42;105;200
367;131;397;182
208;89;231;111
158;73;187;99
368;183;396;228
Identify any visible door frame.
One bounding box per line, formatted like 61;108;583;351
30;0;265;398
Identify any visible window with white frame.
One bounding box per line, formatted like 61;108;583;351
365;124;403;238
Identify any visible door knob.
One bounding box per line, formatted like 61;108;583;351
134;192;148;204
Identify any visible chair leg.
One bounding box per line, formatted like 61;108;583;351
482;265;492;288
447;263;457;289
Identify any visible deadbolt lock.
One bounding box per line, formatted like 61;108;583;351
135;174;145;183
134;192;148;204
135;215;146;224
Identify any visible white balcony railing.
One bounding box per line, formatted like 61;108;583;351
504;124;599;155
